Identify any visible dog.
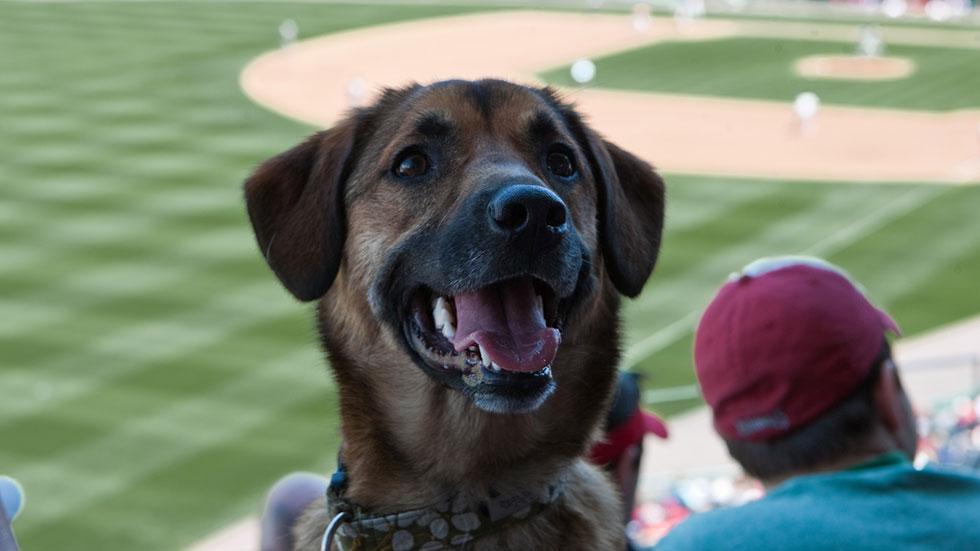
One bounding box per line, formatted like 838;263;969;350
244;79;664;550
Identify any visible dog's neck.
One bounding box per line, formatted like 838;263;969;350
324;453;568;549
333;385;578;512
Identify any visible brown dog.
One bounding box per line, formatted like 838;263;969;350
244;79;664;550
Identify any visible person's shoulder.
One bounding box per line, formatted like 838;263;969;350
653;502;766;551
911;462;980;492
917;461;980;480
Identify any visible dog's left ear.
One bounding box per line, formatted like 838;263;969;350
585;132;665;298
243;122;356;301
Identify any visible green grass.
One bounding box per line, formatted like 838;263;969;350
2;2;979;549
0;1;490;549
541;36;980;110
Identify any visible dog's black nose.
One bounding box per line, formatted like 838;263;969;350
489;185;568;238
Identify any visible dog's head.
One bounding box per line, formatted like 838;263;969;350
245;79;663;416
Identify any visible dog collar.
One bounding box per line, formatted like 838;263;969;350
323;462;565;550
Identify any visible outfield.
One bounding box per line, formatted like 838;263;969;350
1;2;979;549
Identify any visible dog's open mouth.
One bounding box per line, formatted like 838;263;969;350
403;276;561;412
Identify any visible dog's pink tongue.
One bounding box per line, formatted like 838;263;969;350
451;278;559;373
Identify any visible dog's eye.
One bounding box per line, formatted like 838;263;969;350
546;149;576;179
393;150;430;179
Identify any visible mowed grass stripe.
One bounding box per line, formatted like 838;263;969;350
0;279;302;413
886;236;980;334
17;392;340;550
0;242;270;335
0;317;320;461
0;221;257;298
663;176;783;232
5;347;328;535
831;185;980;334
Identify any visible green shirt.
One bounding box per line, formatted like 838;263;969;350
655;452;980;551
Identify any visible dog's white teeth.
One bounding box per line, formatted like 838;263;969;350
542;365;552;376
433;296;455;338
489;362;502;373
478;344;491;368
432;296;446;326
535;293;544;312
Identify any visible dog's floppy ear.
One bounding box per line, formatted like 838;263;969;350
585;131;665;298
244;122;356;301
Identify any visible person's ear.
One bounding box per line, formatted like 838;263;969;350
873;360;908;434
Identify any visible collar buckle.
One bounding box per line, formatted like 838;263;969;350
320;511;350;551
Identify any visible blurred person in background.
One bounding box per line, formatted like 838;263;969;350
656;256;980;551
1;476;24;551
591;371;669;526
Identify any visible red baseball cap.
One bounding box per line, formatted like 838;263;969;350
694;257;901;441
589;409;669;465
588;372;669;465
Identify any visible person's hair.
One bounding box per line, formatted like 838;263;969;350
724;341;892;481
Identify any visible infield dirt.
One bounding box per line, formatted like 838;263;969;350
241;11;980;183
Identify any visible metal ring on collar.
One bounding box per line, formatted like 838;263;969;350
321;511;350;551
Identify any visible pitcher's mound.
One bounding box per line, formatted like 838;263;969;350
795;55;914;81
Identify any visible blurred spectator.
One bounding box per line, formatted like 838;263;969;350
0;475;24;551
590;371;669;524
656;256;980;551
917;392;980;470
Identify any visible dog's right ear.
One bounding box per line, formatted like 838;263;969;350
244;123;355;301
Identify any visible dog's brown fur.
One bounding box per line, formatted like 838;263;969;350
244;79;664;550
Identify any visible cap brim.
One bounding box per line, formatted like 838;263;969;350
877;308;902;337
639;409;669;439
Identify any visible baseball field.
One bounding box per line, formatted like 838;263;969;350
2;1;979;549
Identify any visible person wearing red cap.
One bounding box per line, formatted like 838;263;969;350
590;371;669;525
655;256;980;551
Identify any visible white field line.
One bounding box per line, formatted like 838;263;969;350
622;311;700;369
803;186;947;257
871;220;980;303
624;185;948;367
626;186;902;322
665;180;781;233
